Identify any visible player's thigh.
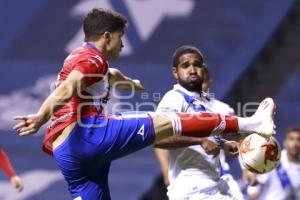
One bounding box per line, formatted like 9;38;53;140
102;112;156;160
53;140;112;200
148;112;174;142
72;176;111;200
54;114;156;160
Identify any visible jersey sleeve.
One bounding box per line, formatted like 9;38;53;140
210;99;235;115
156;91;185;112
74;57;108;86
0;148;16;178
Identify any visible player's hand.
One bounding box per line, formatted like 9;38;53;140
13;114;45;136
132;79;145;91
10;175;24;193
200;138;220;157
223;141;239;156
243;170;258;186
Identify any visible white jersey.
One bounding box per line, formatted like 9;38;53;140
256;149;300;200
208;97;235;116
157;84;242;200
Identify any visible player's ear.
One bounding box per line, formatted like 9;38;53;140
172;67;178;79
103;32;111;43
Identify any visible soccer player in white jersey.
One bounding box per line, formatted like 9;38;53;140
244;128;300;200
155;45;244;200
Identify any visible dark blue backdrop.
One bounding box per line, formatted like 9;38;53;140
0;1;298;199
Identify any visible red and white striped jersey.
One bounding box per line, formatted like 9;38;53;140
43;43;110;155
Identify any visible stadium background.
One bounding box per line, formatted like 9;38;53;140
0;0;299;199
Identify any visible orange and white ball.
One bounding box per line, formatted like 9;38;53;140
239;133;281;174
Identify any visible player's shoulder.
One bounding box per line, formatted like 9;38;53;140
210;98;234;115
157;89;185;112
65;45;108;67
161;89;185;101
211;98;230;108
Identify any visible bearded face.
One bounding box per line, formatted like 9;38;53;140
173;53;205;92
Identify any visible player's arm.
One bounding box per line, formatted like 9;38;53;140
154;135;205;148
155;136;220;157
154;148;170;186
0;148;24;192
109;68;144;91
0;148;16;179
154;92;220;155
13;70;85;136
218;139;239;156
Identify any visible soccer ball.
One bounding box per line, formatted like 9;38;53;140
239;133;281;174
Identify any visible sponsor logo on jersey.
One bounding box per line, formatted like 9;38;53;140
137;124;145;141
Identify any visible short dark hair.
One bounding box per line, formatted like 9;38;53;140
83;8;128;42
172;45;204;68
285;127;300;137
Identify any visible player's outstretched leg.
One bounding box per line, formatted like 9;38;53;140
238;97;275;137
149;97;276;143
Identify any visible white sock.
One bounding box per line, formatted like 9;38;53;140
237;116;260;133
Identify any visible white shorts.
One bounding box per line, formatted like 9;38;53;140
168;179;240;200
220;174;244;200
